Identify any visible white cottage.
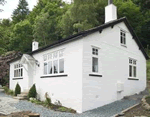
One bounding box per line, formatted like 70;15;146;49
9;1;149;113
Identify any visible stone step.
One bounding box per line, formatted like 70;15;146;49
13;96;27;100
17;94;28;97
21;92;28;94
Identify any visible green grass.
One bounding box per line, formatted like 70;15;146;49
147;59;150;81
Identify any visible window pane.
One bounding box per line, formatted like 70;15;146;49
44;63;47;75
121;36;123;44
14;70;16;77
21;68;23;77
92;57;98;72
129;65;132;77
48;61;52;74
53;60;58;74
59;59;64;73
124;37;126;45
134;66;136;77
96;49;98;55
19;69;21;77
133;60;136;65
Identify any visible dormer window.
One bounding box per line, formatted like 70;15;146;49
120;30;126;46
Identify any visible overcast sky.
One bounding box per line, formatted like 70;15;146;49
0;0;71;19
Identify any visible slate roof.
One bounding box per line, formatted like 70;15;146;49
8;17;149;63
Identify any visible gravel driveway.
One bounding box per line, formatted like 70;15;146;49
0;89;148;117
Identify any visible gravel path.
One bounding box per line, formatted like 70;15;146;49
0;89;148;117
0;90;20;115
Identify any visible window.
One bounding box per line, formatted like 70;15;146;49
92;47;99;73
43;49;64;75
14;64;23;77
120;30;126;46
129;58;137;78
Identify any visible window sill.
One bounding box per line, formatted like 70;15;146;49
128;78;139;81
12;77;23;80
89;74;102;77
40;74;68;78
121;44;127;48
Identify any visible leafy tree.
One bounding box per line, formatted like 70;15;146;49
9;20;33;52
33;0;65;47
12;0;30;24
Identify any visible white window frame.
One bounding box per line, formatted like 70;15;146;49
120;30;126;46
92;47;99;74
14;64;23;78
129;58;137;78
43;49;65;76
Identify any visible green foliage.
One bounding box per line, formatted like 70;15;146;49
0;76;9;86
12;0;30;24
0;0;150;55
15;83;21;96
44;92;51;106
58;107;67;112
3;86;9;93
3;86;14;96
28;84;37;99
8;89;14;96
9;20;33;53
147;59;150;81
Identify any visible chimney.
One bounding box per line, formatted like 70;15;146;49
105;0;117;23
32;41;39;51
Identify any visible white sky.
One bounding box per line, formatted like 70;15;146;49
0;0;72;19
0;0;38;19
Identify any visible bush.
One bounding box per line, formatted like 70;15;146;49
15;83;21;96
8;89;14;96
28;84;37;99
3;86;9;93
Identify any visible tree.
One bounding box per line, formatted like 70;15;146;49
0;0;6;12
12;0;30;24
59;0;107;38
9;20;33;52
33;0;65;47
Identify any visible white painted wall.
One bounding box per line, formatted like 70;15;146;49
82;22;147;112
32;39;83;113
9;21;147;113
9;60;29;92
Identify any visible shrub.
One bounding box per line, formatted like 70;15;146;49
28;84;37;99
8;89;14;96
3;86;9;93
45;92;51;106
15;83;21;96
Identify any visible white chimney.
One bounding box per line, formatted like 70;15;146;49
32;41;39;51
105;0;117;23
